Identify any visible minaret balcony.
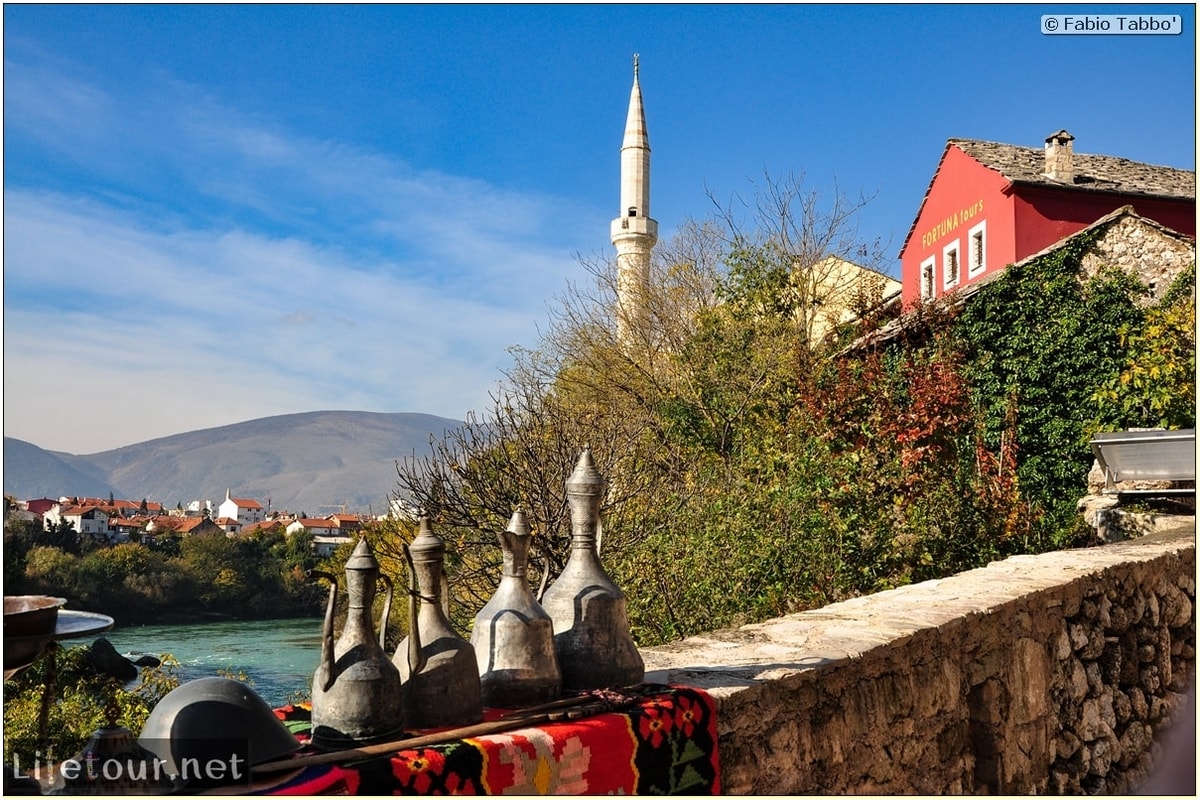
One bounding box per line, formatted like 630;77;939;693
610;217;658;241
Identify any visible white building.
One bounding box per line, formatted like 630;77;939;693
217;489;266;525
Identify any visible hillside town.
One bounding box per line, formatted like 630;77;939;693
2;490;411;557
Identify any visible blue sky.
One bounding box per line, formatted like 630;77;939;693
3;3;1195;454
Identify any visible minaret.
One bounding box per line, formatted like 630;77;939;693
610;54;658;344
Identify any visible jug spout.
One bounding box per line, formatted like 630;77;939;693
402;542;427;677
306;569;339;692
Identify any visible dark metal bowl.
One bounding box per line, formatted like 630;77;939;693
4;595;68;673
4;595;67;638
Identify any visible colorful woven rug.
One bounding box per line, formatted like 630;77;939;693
261;684;719;795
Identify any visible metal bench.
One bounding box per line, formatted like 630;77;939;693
1090;428;1196;499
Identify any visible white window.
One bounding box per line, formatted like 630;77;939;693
943;239;962;290
920;257;936;300
968;221;987;277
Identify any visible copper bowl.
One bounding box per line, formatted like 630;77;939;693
4;596;68;673
4;595;68;638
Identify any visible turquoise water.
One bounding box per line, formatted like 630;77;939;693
101;617;323;707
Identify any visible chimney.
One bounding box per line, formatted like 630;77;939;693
1044;129;1075;182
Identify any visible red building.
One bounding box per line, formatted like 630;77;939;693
899;130;1195;306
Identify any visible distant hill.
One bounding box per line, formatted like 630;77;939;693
2;437;121;501
3;411;463;513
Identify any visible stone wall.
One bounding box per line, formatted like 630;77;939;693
1079;212;1195;303
641;523;1195;794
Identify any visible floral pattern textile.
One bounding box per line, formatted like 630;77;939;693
268;685;719;795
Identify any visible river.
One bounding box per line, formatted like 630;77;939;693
101;618;323;708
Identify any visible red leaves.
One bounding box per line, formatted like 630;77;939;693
800;344;974;482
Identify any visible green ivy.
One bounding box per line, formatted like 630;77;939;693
953;229;1151;508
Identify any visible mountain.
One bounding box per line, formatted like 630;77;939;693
2;437;122;501
3;411;463;513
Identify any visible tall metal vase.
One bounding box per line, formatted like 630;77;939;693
470;508;562;708
395;517;483;728
541;449;644;691
308;538;405;748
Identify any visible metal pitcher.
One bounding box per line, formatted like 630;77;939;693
395;517;483;728
308;538;405;748
541;449;644;690
471;508;562;708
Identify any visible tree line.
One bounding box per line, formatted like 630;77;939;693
3;522;328;624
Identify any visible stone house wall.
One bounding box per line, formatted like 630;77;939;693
1079;213;1195;303
641;524;1195;794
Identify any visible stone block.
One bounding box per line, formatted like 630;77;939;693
1148;694;1169;723
1079;623;1107;660
1085;661;1104;697
1069;657;1089;702
1069;622;1090;652
1127;687;1149;720
1056;730;1081;759
1146;593;1161;627
1100;690;1117;730
1113;689;1133;725
1108;602;1132;634
1080;698;1103;741
1054;630;1072;661
1140;663;1162;694
1119;722;1152;767
1154;578;1189;623
1090;735;1114;776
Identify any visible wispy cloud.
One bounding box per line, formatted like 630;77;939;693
3;45;602;453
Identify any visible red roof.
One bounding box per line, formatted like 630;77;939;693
240;520;287;534
293;518;337;528
26;498;59;514
61;505;109;517
109;517;150;529
231;498;264;509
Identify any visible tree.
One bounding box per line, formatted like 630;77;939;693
391;171;890;635
708;170;887;349
1092;265;1196;430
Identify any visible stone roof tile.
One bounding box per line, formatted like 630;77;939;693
951;138;1195;200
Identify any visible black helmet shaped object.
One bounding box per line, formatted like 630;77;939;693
138;677;301;788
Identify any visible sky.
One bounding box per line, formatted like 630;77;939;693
3;3;1196;454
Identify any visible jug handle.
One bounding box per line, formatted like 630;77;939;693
378;574;394;650
534;539;551;603
306;570;338;692
402;543;427;677
440;573;451;619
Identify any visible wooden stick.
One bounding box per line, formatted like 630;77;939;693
253;694;613;774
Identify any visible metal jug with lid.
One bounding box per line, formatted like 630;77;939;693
470;508;561;708
541;449;644;691
308;538;406;747
395;517;483;728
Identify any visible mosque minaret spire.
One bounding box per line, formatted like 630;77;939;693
610;53;658;345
